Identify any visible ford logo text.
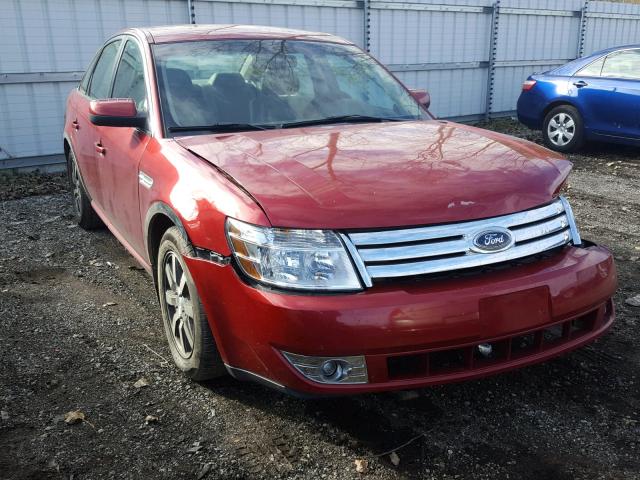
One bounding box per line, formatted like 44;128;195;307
471;228;514;253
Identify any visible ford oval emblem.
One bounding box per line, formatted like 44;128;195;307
471;228;514;253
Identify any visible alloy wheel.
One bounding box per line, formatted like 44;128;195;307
70;155;82;215
547;112;575;147
163;251;195;359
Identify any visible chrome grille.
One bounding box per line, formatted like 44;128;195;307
342;197;581;285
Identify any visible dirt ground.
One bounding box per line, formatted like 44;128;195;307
1;119;639;480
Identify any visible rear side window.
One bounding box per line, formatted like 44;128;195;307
88;40;122;99
112;40;147;112
575;57;604;77
601;50;640;80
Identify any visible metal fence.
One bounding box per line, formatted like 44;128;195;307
2;0;640;170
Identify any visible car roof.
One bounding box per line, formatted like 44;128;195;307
593;43;640;55
551;44;640;75
120;24;353;45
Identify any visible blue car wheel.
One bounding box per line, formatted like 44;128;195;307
542;105;585;153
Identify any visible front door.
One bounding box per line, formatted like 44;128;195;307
574;49;640;139
95;39;151;256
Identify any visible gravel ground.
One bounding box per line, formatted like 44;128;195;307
1;119;639;480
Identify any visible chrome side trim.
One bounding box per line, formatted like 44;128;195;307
224;364;286;390
339;233;373;288
559;195;582;245
193;247;231;266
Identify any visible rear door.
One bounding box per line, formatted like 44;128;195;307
573;49;640;139
74;39;123;204
97;38;151;255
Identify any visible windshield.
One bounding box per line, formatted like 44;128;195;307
152;39;427;134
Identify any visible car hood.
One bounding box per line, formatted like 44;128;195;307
176;120;572;229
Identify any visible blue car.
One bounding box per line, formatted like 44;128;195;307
517;44;640;152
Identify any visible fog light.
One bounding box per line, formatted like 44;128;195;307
281;351;368;384
321;360;338;377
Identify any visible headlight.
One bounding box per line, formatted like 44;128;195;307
225;218;362;291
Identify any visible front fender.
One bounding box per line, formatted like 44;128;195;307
138;138;270;263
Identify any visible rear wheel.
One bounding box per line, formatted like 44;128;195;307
67;148;102;229
157;226;226;381
542;105;584;152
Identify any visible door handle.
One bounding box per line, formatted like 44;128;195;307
573;80;588;88
72;119;79;130
95;142;106;155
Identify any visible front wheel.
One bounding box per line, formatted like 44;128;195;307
542;105;584;153
157;227;226;381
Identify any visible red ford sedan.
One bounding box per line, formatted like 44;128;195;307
64;25;617;396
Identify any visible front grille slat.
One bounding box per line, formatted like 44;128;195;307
359;238;468;263
346;198;578;282
512;214;568;243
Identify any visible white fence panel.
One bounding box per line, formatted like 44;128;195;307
584;1;640;54
396;67;488;117
0;0;188;166
369;0;491;118
489;0;584;115
491;63;564;112
194;0;364;46
369;6;491;64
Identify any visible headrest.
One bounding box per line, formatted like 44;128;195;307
212;72;247;91
164;68;194;90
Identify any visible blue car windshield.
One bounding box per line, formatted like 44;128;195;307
152;39;427;133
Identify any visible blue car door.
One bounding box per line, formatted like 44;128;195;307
572;49;640;139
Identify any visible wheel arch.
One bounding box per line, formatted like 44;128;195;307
63;137;71;158
63;134;73;173
542;100;582;120
144;202;192;288
63;135;94;201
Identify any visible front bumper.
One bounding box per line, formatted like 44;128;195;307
184;244;616;395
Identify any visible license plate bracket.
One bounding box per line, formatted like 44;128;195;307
479;286;551;336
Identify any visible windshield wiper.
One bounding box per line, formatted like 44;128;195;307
168;123;274;133
278;115;406;129
168;116;408;133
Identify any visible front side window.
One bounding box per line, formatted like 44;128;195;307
152;39;426;133
601;50;640;80
88;40;122;99
112;40;147;112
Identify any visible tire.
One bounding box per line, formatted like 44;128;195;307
157;226;226;381
542;105;584;153
67;148;103;229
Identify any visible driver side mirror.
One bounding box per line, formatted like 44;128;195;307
89;98;147;129
409;89;430;109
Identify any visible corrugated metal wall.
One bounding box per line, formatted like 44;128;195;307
585;1;640;52
0;0;189;169
194;0;364;44
490;0;583;113
369;0;493;118
2;0;640;170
